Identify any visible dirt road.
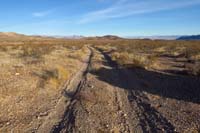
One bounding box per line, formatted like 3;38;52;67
39;47;200;133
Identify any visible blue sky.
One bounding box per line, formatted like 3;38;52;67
0;0;200;36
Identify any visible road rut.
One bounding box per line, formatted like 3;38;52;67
39;47;200;133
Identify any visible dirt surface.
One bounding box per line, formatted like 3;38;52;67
45;47;200;133
0;36;200;133
0;44;89;132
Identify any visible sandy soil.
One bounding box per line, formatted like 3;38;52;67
46;47;200;133
0;44;89;132
1;45;199;133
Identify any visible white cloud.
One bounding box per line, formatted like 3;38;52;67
79;0;200;24
32;9;55;17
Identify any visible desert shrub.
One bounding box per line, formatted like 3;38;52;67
111;52;146;69
19;42;55;59
33;69;59;88
57;66;69;80
49;78;60;88
94;39;200;74
33;69;59;80
0;46;7;52
33;66;70;88
20;46;42;58
16;43;56;65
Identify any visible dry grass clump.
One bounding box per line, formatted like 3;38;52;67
48;66;70;88
111;52;146;68
0;46;8;52
20;44;54;58
93;39;200;75
89;48;104;73
33;66;70;88
33;69;59;88
0;40;89;132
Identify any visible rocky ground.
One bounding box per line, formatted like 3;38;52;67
0;44;89;132
42;47;200;133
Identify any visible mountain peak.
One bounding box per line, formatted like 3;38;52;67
177;35;200;40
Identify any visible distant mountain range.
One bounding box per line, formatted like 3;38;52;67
176;35;200;40
41;35;84;39
126;36;180;40
85;35;122;40
125;35;200;40
1;32;200;41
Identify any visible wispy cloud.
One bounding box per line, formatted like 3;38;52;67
79;0;200;24
1;19;71;31
32;9;55;17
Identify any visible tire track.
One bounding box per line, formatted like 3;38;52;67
96;47;176;133
63;47;131;132
37;47;93;133
95;48;132;132
51;78;87;133
40;46;176;132
129;90;175;132
51;47;93;133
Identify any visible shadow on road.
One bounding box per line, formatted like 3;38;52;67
91;48;200;104
91;67;200;104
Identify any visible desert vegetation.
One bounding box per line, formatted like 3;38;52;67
0;34;200;132
0;37;89;132
93;39;200;76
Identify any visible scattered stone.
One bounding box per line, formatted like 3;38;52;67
118;110;123;114
15;73;20;76
155;104;162;109
39;112;48;117
88;84;94;88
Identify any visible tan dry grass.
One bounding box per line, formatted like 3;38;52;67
94;39;200;75
0;42;88;132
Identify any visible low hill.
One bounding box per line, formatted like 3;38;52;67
0;32;56;42
0;32;25;38
85;35;122;40
101;35;122;40
177;35;200;40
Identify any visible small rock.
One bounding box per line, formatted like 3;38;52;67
39;112;48;117
88;84;94;88
118;110;123;114
155;104;162;109
124;114;127;117
6;122;10;125
15;73;20;76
